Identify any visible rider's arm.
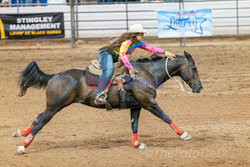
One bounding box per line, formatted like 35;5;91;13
139;41;165;54
119;39;133;70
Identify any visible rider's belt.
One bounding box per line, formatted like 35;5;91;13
99;47;118;62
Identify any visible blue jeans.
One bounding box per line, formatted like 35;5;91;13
96;50;114;95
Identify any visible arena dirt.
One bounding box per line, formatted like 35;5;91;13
0;36;249;167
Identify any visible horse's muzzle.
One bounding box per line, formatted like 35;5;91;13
193;85;203;93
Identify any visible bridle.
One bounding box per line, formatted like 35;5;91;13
165;57;192;95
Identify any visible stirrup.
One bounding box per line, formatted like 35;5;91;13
94;92;107;105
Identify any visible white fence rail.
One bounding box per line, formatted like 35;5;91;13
0;1;250;42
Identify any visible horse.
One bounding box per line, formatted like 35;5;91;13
12;51;203;154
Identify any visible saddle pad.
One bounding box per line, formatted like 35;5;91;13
85;66;132;86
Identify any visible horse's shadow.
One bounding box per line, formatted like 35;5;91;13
27;134;204;153
29;135;131;153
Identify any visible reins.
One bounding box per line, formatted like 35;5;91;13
165;57;192;95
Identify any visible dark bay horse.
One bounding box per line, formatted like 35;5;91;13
13;51;203;154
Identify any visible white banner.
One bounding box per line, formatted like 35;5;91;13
158;9;213;38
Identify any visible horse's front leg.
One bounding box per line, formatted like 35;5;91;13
130;107;147;149
143;99;191;141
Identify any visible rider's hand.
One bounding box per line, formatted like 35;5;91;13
164;51;176;60
129;68;137;79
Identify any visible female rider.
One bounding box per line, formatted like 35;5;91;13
94;24;175;104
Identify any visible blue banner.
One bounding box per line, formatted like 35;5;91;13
158;9;213;38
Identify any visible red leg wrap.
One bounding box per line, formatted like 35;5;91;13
21;124;34;137
23;133;35;148
132;133;141;148
169;121;183;135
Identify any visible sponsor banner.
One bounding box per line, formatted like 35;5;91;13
0;12;64;40
158;9;212;38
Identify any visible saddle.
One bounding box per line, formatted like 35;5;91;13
85;60;132;86
85;59;135;110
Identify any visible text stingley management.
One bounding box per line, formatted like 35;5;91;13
10;16;61;31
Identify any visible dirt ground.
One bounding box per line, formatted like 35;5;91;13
0;36;249;167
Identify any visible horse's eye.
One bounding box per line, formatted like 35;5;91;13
192;67;197;71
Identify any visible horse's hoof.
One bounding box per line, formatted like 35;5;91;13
138;142;148;150
180;131;192;141
12;129;21;137
17;146;25;155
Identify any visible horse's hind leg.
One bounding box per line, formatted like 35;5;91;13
12;124;34;137
12;110;54;138
25;108;57;145
16;107;60;154
16;77;77;154
13;110;51;138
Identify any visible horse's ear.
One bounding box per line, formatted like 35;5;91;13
184;51;190;57
184;51;192;60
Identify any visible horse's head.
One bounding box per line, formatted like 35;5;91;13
178;51;203;93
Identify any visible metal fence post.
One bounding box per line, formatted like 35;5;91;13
76;0;79;38
17;0;19;14
126;0;129;31
179;0;185;46
182;0;186;46
236;0;239;34
70;0;76;48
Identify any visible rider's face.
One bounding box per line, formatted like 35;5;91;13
136;33;144;42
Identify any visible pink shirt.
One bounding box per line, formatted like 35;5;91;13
113;39;165;70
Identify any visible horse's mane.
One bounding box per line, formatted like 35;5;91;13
134;54;184;63
135;54;164;63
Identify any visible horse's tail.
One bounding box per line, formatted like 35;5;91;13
18;61;55;96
